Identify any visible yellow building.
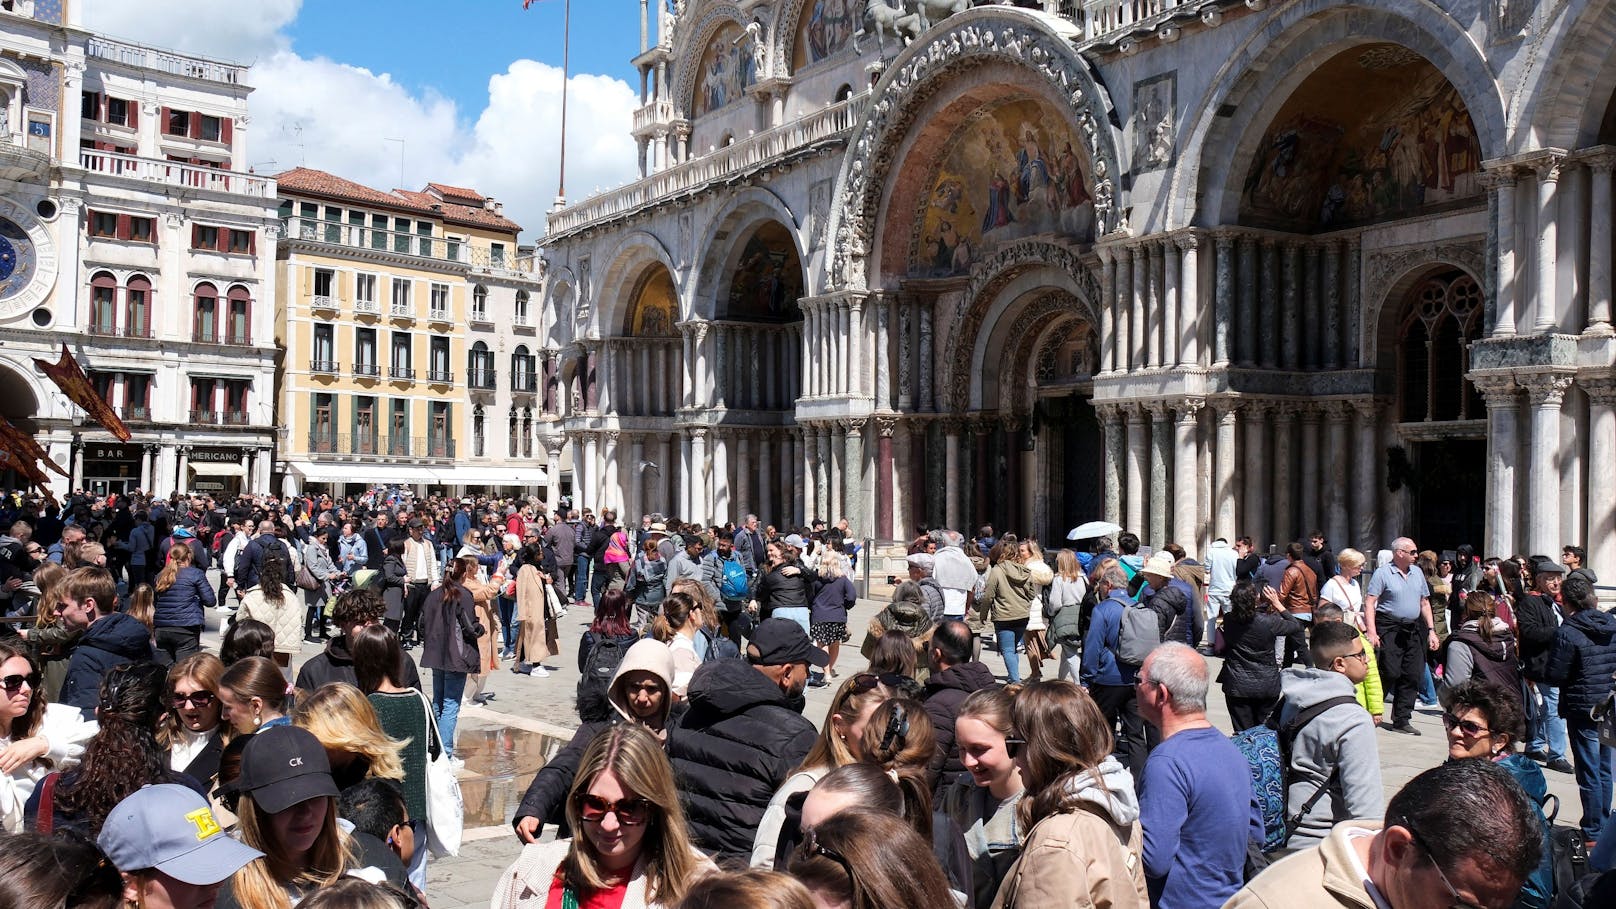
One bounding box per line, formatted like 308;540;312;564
273;168;535;495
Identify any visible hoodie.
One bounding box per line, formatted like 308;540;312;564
998;754;1147;909
1276;668;1383;848
513;639;676;837
60;612;156;717
923;661;1000;780
1544;607;1616;718
1067;755;1140;826
1207;540;1237;597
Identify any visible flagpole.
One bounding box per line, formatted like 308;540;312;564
555;0;570;209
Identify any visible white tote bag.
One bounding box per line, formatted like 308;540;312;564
415;690;464;857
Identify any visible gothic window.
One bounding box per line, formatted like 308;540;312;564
1398;271;1483;423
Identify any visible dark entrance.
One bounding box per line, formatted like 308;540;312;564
1410;438;1486;553
1040;394;1102;544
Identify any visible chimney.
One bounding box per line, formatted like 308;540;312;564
483;196;497;212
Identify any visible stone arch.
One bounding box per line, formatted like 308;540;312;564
1168;0;1507;230
624;264;680;338
0;357;43;421
998;304;1094;419
692;186;806;320
943;239;1099;411
822;7;1124;293
593;230;681;339
777;0;861;75
1510;0;1616;150
545;266;577;348
674;2;750;120
1361;238;1486;374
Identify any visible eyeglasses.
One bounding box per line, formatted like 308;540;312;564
575;793;653;826
172;690;217;709
1440;712;1495;739
24;546;42;555
1003;734;1028;759
1398;817;1488;909
799;827;855;893
0;672;40;694
1341;649;1370;663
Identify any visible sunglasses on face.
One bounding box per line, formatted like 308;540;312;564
1441;712;1493;739
1003;734;1028;759
0;672;40;694
172;690;217;708
575;793;654;826
848;672;909;694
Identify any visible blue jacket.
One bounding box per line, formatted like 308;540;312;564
154;566;216;628
453;510;473;547
1497;752;1554;909
61;612;155;717
127;523;154;567
1082;590;1136;687
1544;607;1616;718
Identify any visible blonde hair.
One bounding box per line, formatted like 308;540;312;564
155;541;193;593
230;791;356;909
30;561;66;629
1336;548;1365;571
291;683;406;782
1055;549;1082;582
125;584;155;636
77;542;106;564
818;551;845;580
563;725;702;905
797;674;894;773
669;578;719;632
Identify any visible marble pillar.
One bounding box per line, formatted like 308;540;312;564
1524;375;1571;555
892;421;912;540
1124;404;1147;535
545;445;562;513
1149;404;1171;545
1351;400;1379;551
804;425;820;520
1180;234;1203;366
1174;400;1202;549
1214;404;1237;541
1101;406;1123;529
140;445;153;492
1589;154;1615;333
1149;241;1166;367
1322;242;1342;370
604;432;622;512
1299;407;1320;534
1485;168;1519;336
898;303;915;409
875;300;891;408
918;303;935;411
1099;247;1116;373
1586;381;1616;574
1323;404;1349;547
1260;240;1279;368
1303;245;1321;370
829;424;846;523
1280;244;1301;371
876;418;895;539
944;420;962;531
1534;158;1562;333
1237;235;1257;366
1271;404;1295;544
849;299;866;399
688;429;708;520
711;430;730;524
736;433;752;518
845;421;865;536
177;446;190;490
1243;403;1269;547
1123;246;1140;371
1344;240;1362;367
1164;238;1181;367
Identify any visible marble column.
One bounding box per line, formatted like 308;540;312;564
1243;403;1270;547
834;300;850;397
1099;247;1117;373
1299;407;1321;534
545;444;562;513
1149;404;1171;545
690;428;709;520
177;446;190;490
1322;242;1342;370
69;442;83;491
1179;233;1204;366
140;445;153;492
1260;240;1279;368
1115;246;1133;372
603;431;621;512
1485;168;1519;337
679;433;692;516
1586;381;1616;574
944;419;962;531
1343;239;1362;366
1174;400;1203;548
1237;235;1257;366
1214;404;1237;541
1322;403;1349;547
818;427;834;522
898;303;915;409
1101;406;1123;529
1124;404;1147;535
1129;246;1145;370
736;433;752;518
892;420;912;540
1163;238;1181;367
1588;154;1615;333
580;433;598;506
711;430;730;524
828;423;846;523
1351;400;1379;551
1148;241;1166;367
1534;158;1562;333
844;420;865;536
875;300;891;407
1280;244;1301;371
1303;244;1321;370
803;424;820;520
918;303;935;411
1524;375;1572;555
849;298;866;399
1270;404;1295;544
876;417;895;540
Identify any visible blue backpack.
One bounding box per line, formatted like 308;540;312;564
719;556;750;601
1231;694;1359;853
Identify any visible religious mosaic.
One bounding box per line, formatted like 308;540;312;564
1241;44;1483;232
726;222;803;320
912;99;1094;278
795;0;860;69
694;20;758;117
628;267;678;337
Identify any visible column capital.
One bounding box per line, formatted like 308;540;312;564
689;427;708;441
1176;397;1205;423
604;430;622;444
1270;400;1300;419
1578;146;1616;174
1145;401;1171;421
873;415;899;438
1582;377;1616;406
941;414;966;435
1522;373;1574;405
1095;402;1123;424
1173;231;1202;252
1322;400;1352;422
545;444;564;458
840;418;864;437
1298;403;1322;423
1471;375;1519;407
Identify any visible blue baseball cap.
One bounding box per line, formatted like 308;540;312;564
98;784;262;884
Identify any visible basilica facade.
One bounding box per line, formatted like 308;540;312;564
534;0;1616;571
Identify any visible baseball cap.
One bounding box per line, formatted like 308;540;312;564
98;784;262;884
783;533;806;548
235;725;340;814
748;618;829;667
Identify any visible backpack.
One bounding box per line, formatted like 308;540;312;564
577;635;630;710
1117;601;1163;666
720;556;750;601
702;627;741;662
1544;794;1591;909
1231;694;1359;853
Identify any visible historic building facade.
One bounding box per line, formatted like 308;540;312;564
273;169;548;497
538;0;1616;568
0;1;280;497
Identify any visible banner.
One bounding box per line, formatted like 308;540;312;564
33;344;131;442
0;448;57;508
0;414;67;477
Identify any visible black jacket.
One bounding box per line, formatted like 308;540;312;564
1545;608;1616;718
1215;611;1300;699
233;535;289;591
60;612;156;717
668;658;817;862
1516;592;1561;681
294;635;422;692
755;565;814;619
922;661;998;782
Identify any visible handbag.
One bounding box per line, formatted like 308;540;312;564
415;689;464;857
294;562;320;591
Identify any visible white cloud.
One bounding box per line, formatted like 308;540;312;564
80;2;640;240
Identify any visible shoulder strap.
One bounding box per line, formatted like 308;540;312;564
35;772;57;835
1281;695;1361;745
416;689;443;761
1279;694;1361;839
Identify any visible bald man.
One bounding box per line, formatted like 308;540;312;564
1363;537;1434;734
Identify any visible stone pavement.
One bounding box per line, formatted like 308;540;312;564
193;579;1582;909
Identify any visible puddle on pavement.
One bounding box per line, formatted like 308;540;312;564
456;726;569;828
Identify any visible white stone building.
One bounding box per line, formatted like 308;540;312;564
0;0;280;497
536;0;1616;570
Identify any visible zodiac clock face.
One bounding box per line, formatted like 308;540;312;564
0;200;56;322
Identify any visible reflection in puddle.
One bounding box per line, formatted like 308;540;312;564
456;725;568;828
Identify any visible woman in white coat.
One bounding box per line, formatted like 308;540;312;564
0;640;95;832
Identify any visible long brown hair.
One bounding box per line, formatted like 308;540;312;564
651;591;699;643
676;869;815;909
0;641;44;740
30;561;66;629
157;652;226;751
786;808;954;909
220;656;288;716
563;724;702;904
1462;590;1499;645
1012;680;1115;828
796;674;895;773
55;661;169;836
351;624;407;694
155;541;193;593
231;790;355;908
856;697;937;839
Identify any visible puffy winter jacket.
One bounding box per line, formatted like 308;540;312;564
1439;621;1522;707
922;661;999;782
1544;607;1616;718
60;612;156;717
152;566;217;628
1215;611;1300;699
668;658;817;862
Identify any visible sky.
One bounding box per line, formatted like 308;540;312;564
80;0;652;241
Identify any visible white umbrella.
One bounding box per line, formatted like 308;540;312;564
1067;520;1122;541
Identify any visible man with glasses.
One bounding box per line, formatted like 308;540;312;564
1227;759;1542;909
1276;620;1384;850
1363;537;1436;734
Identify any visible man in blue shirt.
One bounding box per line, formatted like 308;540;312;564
1363;537;1435;734
1136;642;1259;909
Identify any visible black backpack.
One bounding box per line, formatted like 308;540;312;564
576;635;630;710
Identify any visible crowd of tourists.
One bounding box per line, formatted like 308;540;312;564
1;483;1615;908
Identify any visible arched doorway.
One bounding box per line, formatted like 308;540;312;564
0;362;41;490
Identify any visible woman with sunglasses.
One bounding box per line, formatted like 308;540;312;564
940;686;1026;909
751;672;899;869
0;639;95;833
158;652;229;795
494;723;714;908
993;679;1146;909
1442;678;1554;908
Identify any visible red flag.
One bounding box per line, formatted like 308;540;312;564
0;414;67;477
33;344;131;442
0;447;57;507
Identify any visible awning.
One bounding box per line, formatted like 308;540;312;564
443;466;549;486
286;461;445;485
188;462;247;478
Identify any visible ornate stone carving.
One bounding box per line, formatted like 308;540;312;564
1522;373;1574;406
1581;377;1616;407
1471;375;1518;407
1132;71;1176;173
1177;397;1205;422
840;418;865;437
1360;237;1486;361
826;12;1123;290
672;4;748;118
874;415;899;438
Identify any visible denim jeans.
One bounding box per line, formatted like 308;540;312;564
497;595;517;653
431;670;468;758
1528;681;1569;761
1058;643;1082;682
773;606;810;636
1419;662;1438;704
995;618;1028;683
1568;714;1615;839
573;555;592;603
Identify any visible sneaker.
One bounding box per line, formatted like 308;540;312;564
1547;758;1575;774
1386;722;1421;736
530;665;551;678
